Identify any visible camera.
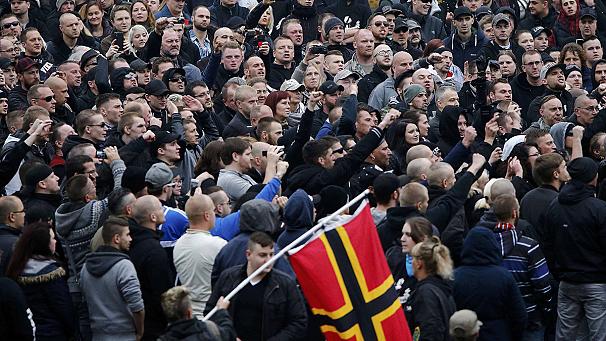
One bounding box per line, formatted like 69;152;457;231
309;45;328;55
191;179;200;188
96;151;106;159
175;17;185;24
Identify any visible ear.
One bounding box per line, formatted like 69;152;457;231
38;180;47;190
441;178;448;189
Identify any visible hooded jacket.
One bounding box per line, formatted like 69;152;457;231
443;29;490;70
510;73;546;119
549;122;573;155
158;309;236;341
377;206;422;252
542;180;606;283
405;275;456;341
80;245;144;338
277;189;314;250
403;3;447;42
357;65;389;104
324;0;371;31
519;184;559;241
0;224;19;274
476;210;554;325
453;227;527;341
209;3;250;29
285;2;318;44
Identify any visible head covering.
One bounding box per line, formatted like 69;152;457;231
122;166;147;194
15;57;40;74
145;163;174;189
393;17;408;32
475;6;492;20
454;6;473;20
550;122;574;153
564;64;582;78
501;134;526;161
403;84;426;104
406;19;421;30
79;49;98;69
0;57;15;70
151;131;180;151
540;62;565;81
333;69;360;83
56;0;68;9
319;80;344;94
530;26;552;38
145;79;170;96
24;163;53;188
324;17;345;35
280;79;305;91
162;67;186;88
130;59;151;72
567;157;598;183
581;7;597;20
373;173;406;199
226;17;245;30
492;13;511;26
450;310;483;338
317;185;349;219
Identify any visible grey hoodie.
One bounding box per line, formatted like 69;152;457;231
550;122;574;155
80;246;143;340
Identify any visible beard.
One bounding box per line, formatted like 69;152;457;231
194;22;208;31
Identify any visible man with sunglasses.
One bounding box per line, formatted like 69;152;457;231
63;109;109;156
27;84;56;116
387;18;422;59
163;67;186;94
0;14;21;38
403;0;446;41
368;14;390;45
8;57;39;111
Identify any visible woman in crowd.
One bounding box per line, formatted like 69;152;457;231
127;24;149;59
405;236;456;341
438;106;469;155
554;0;580;49
130;0;155;32
386;119;420;175
6;222;74;341
80;0;112;45
265;91;291;128
194;140;225;180
497;51;518;81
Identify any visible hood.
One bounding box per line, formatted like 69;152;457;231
240;199;280;234
55;201;93;238
285;164;324;194
439;106;466;146
164;319;209;338
417;274;453;295
110;67;132;96
427;185;447;202
476;209;497;229
549;122;573;153
558;179;596;205
460;226;501;266
283;189;314;230
85;245;129;277
384;206;421;229
292;2;316;18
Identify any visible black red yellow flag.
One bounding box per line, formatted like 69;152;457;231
289;203;412;341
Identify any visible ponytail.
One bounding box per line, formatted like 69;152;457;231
410;236;454;280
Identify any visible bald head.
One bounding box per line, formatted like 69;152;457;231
406;145;433;164
59;12;78;25
0;196;23;226
399;182;429;212
251;142;271;157
132;195;163;226
393;51;413;78
407;158;432;182
185;194;215;228
489;178;516;202
427;162;455;188
44;76;65;88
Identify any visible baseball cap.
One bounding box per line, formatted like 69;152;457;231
564;64;582;78
0;57;15;70
568;157;599;183
145;79;170;96
24;163;53;188
393;17;408;32
130;58;151;72
80;49;98;69
449;310;483;338
15;57;41;74
319;80;344;94
406;19;421;30
145;163;174;189
152;131;180;148
454;6;473;20
530;26;552;38
540;62;565;81
226;16;245;30
492;13;511;26
324;17;345;35
333;69;361;83
581;7;597;20
373;173;407;198
280;79;305;91
475;6;492;20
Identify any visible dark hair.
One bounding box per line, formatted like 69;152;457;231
492;194;519;221
385;119;418;159
20;27;39;43
101;216;130;244
220;137;250;165
532;152;564;186
302;139;332;165
96;92;121;108
65;174;91;202
184;80;207;96
525;128;551;148
194;140;224;178
256;116;280;137
423;39;445;57
247;231;274;250
6;222;54;279
405;216;433;244
108;187;134;216
65;155;94;179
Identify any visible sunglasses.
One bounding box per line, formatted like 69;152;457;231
420;0;431;3
332;147;345;154
373;21;389;27
38;95;54;102
124;73;136;80
2;22;19;29
88;122;109;128
170;76;185;82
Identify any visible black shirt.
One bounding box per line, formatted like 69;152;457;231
234;275;268;341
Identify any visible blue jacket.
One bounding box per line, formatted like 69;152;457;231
453;227;527;341
443;29;490;70
277;189;314;250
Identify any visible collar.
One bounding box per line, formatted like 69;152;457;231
495;222;515;231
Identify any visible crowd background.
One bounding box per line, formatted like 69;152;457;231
0;0;605;339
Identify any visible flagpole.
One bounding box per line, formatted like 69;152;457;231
202;189;370;321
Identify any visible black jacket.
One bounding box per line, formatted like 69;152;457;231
158;309;236;341
21;192;62;223
520;185;558;243
0;224;19;274
267;63;295;90
46;35;98;65
377;206;421;252
0;277;35;340
405;275;456;341
284;126;384;196
205;265;307;340
525;88;574;125
357;65;389;104
62;135;102;158
222;111;252;138
323;0;371;30
209;3;250;28
453;227;527;341
510;73;546;119
7;85;28;112
285;3;318;44
128;220;175;340
519;7;557;31
542;180;606;283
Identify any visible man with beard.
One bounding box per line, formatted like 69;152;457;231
407;19;425;51
443;7;489;70
189;6;212;60
358;44;392;103
368;14;389;45
19;28;55;81
527;63;574;125
8;57;39;111
243;56;265;80
369;51;413;111
267;36;295;90
510;50;545;116
403;0;446;41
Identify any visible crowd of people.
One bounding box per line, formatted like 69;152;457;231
0;0;604;339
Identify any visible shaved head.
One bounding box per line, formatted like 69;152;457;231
132;195;162;224
489;178;516;202
251;142;271;157
185;194;213;220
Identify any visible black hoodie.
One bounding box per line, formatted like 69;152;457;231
405;275;456;341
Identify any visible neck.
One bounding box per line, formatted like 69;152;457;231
157;156;175;166
274;60;292;68
356;53;372;64
495;38;509;47
193;27;207;41
414;269;428;281
526;74;542;86
458;31;472;42
247;263;268;280
225;163;243;174
107;243;122;251
168;7;181;16
122;134;135;145
399;40;408;48
539;9;549;18
379;66;392;76
17;13;28;23
63;34;78;48
548;179;562;191
375;202;395;213
188;222;212;231
140;222;157;230
35;189;53;195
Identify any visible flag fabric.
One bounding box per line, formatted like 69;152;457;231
289;203;412;341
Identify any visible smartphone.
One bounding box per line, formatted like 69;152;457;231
309;45;328;55
112;32;124;49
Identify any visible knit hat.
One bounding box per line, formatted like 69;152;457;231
24;163;53;188
567;157;598;184
450;310;483;338
403;84;426;104
56;0;69;9
122;166;148;194
145;163;174;189
324;17;345;35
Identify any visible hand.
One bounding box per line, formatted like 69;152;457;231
155;17;170;34
428;52;443;64
307;91;323;110
150;117;162;128
304;48;319;63
166;101;178;117
446;11;454;22
462;126;477;148
262;0;274;4
572;125;585;139
103;146;121;164
142;130;155;142
258;42;270;55
217;296;230;310
488;147;503;165
122;38;131;54
213;37;225;54
183;95;203;112
196;171;214;182
26;118;44;135
276;160;289;178
597;83;606;95
378;110;400;130
467;153;486;175
507;156;523;178
273;195;288;208
266;146;283;165
484;115;499;141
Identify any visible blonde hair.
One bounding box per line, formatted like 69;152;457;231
411;236;453;280
128;24;148;55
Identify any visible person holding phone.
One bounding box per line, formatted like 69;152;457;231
100;4;132;57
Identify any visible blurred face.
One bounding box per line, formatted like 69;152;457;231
369;15;388;40
167;0;185;14
222;47;243;72
161;31;181;58
528;0;547;15
112;9;131;32
32;87;56;113
264;121;283;145
563;51;581;68
237;93;258;116
115;226;132;251
409;28;422;45
131;2;148;23
393;52;413;77
193;6;210;30
354;30;375;58
371;141;392;169
356;110;374;136
545;67;566;90
374;46;393;69
1;17;21;38
328;25;344;44
259;7;271;26
412;0;431;15
10;0;29;15
192;85;212;109
566;70;583;89
436;51;453;73
498;55;516;77
437;90;459;111
284;23;303;46
247;243;274;274
168;73;185;93
405;123;420;145
23;30;43;55
245;56;265;79
536;133;556;154
561;0;577;16
596;63;606;84
412;69;433;92
304;66;321;90
183;123;199;145
127;116;146;138
457;115;467;137
534;32;549;51
273;38;294;64
540;98;563;125
86;4;103;26
393;27;408;45
60;62;81;87
491;82;512;101
49;80;69;106
102;98;124;124
522;54;543;79
60;14;81;39
575;97;599;125
237;147;253;170
274;97;290;121
580;18;597;38
131;30;148;49
147;93;167;111
517;32;534;51
160;140;181;162
462;0;481;10
86;114;109;141
494;21;512;44
400;223;418;253
584;39;603;63
410;92;428;110
324;54;344;76
453;15;473;35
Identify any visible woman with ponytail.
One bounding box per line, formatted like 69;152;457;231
404;236;456;341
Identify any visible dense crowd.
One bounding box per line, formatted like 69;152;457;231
0;0;605;340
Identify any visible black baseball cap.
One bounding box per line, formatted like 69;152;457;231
145;79;170;96
319;80;344;94
454;6;473;20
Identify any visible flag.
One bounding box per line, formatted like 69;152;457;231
289;203;412;341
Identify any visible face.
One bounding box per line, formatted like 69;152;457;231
103;98;124;124
273;38;294;64
22;30;43;56
160;140;181;162
354;30;375;58
60;63;81;87
566;70;583;89
561;0;577;16
491;83;513;101
528;0;547;15
457;115;467;137
324;54;345;76
10;0;29;15
400;223;418;253
536;134;556;154
155;62;174;80
453;15;473;35
328;24;344;44
374;46;393;69
404;123;420;145
494;22;512;43
259;7;271;26
168;72;185;93
135;67;151;86
274;98;290;121
371;141;392;168
131;30;148;49
393;27;408;45
265;122;283;145
584;39;603;62
481;23;494;41
462;0;481;10
284;23;303;46
167;0;185;14
369;15;388;40
19;66;39;88
409;27;422;44
517;32;534;51
112;9;131;32
81;161;98;184
87;114;109;141
436;51;453;73
522;54;543;79
437;90;459;111
356;110;374;136
147;93;167;111
1;17;21;37
60;14;81;39
213;28;235;48
131;2;148;23
247;243;274;273
127;116;146;138
0;39;18;60
575;98;599;125
412;0;431;15
193;6;210;30
237;147;253;170
545;67;566;90
147;0;159;12
245;56;265;79
580;18;597;38
412;69;433;92
534;32;549;51
563;51;581;68
49;80;69;106
237;93;258;116
595;63;606;84
416;114;430;137
221;47;243;73
86;4;103;26
183;123;199;145
540;98;563;125
161;31;181;58
498;55;516;77
410;92;429;111
41;172;61;194
304;66;321;90
192;85;212;109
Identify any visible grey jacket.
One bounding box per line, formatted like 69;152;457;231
368;77;397;110
80;246;143;341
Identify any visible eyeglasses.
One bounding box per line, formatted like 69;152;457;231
219;200;232;206
11;209;25;214
373;21;389;27
524;61;542;67
124;73;136;80
581;106;599;112
2;22;19;29
0;47;19;53
332;147;344;154
37;95;55;102
88;122;109;128
420;0;431;3
170;76;185;82
375;50;393;57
